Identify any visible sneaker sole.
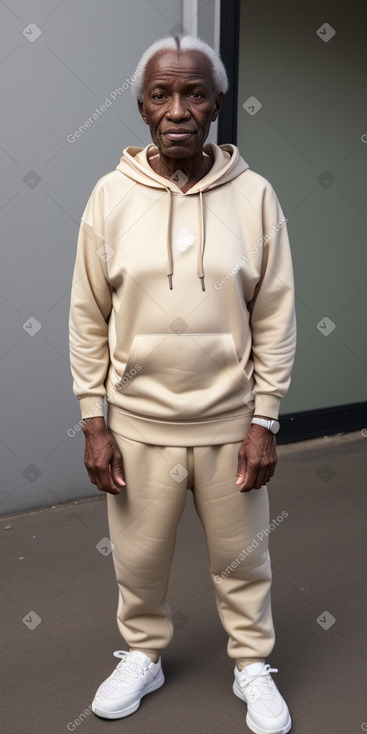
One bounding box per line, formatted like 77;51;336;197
92;669;165;719
233;681;292;734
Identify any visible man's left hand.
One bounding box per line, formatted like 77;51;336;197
236;424;277;492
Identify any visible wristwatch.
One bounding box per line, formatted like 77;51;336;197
251;417;280;435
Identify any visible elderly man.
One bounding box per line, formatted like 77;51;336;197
69;33;296;734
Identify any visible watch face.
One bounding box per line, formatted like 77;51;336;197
270;420;280;435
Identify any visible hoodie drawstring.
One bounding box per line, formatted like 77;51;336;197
165;187;174;290
198;190;205;291
165;186;205;292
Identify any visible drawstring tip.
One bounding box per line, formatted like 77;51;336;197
200;276;205;291
168;274;173;290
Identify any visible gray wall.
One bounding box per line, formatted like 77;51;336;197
0;0;220;515
3;0;364;516
237;0;367;414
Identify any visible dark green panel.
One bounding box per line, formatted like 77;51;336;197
237;0;367;413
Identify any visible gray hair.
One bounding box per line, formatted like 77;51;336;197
131;34;228;102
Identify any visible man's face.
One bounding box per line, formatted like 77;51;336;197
138;49;223;160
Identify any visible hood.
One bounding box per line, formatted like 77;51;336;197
115;143;249;290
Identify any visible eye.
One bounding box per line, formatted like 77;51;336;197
152;93;165;100
189;92;202;99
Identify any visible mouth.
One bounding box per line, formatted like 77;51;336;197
162;130;196;141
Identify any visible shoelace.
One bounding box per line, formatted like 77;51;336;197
239;664;278;693
111;650;147;683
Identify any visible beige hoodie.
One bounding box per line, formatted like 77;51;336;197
68;143;296;445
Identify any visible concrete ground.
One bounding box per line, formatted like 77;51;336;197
1;430;366;734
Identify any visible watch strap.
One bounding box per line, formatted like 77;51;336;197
251;417;280;434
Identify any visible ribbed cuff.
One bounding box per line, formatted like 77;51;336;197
79;395;106;420
254;393;281;420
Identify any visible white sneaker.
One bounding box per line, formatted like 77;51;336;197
233;662;292;734
91;650;164;719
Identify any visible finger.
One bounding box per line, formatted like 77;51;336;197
104;485;121;496
239;463;258;493
235;453;247;486
111;450;126;487
259;456;277;486
98;480;121;495
94;464;121;495
255;465;270;489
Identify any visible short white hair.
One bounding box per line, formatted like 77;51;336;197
131;34;228;102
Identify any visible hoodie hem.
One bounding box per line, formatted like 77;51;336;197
107;404;254;446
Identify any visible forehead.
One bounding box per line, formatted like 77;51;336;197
144;49;213;87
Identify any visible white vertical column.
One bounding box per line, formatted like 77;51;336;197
213;0;221;53
182;0;198;36
182;0;221;143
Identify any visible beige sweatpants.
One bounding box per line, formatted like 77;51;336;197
106;429;275;660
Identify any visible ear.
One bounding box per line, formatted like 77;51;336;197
138;99;148;125
211;92;224;122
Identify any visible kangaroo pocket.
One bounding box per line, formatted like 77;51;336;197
110;333;254;421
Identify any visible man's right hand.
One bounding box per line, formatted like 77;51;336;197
82;416;126;495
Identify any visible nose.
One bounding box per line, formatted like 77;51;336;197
167;93;190;120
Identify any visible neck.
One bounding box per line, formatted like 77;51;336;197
149;149;213;190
